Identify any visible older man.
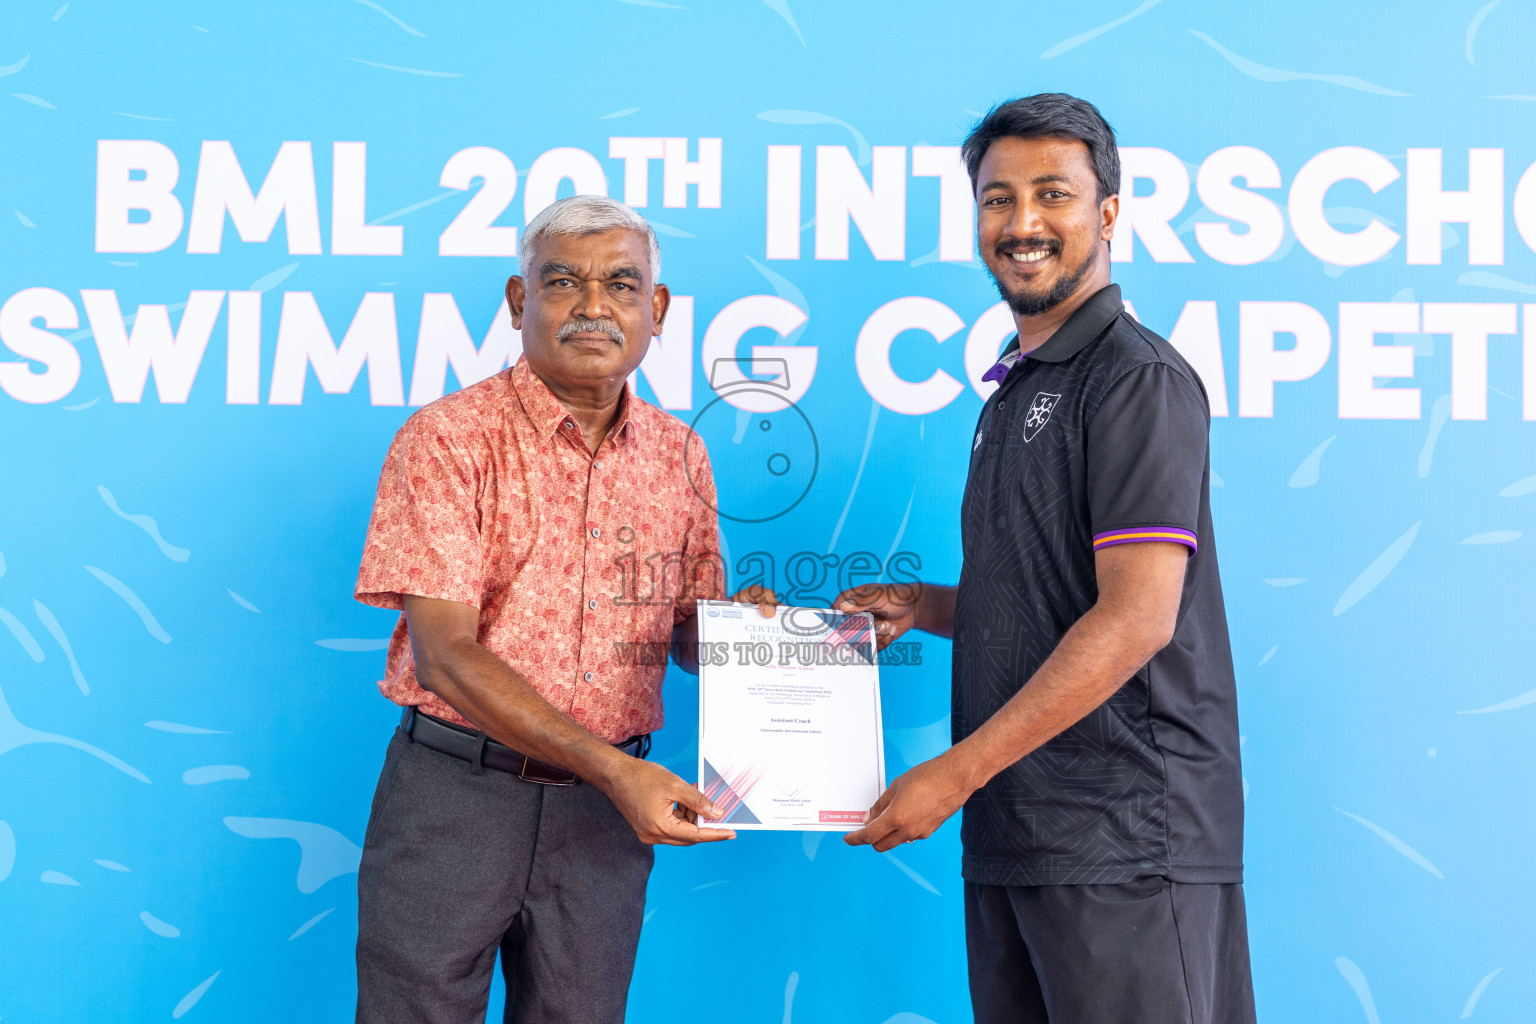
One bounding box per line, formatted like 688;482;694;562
353;195;740;1023
838;94;1255;1023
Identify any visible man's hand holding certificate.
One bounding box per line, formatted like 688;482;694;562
695;599;886;831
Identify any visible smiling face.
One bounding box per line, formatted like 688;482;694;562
506;226;669;394
974;135;1118;318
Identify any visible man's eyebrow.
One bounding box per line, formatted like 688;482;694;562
980;173;1077;193
538;261;645;281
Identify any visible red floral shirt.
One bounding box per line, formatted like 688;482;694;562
356;356;723;744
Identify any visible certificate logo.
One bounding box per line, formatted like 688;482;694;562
1023;392;1062;443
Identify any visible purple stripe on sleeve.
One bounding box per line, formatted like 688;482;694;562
1092;527;1198;553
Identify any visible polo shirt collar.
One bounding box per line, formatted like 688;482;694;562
511;355;638;447
989;284;1125;380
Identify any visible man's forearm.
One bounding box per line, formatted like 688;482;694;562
671;613;700;675
417;639;632;790
915;584;957;639
945;605;1164;788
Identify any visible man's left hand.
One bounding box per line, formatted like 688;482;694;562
843;753;978;852
729;585;778;618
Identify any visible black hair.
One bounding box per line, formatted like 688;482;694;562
961;93;1120;201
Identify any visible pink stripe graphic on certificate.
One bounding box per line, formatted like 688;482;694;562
700;758;766;825
1092;527;1198;552
816;611;875;665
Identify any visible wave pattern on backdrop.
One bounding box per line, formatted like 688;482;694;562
0;0;1533;1020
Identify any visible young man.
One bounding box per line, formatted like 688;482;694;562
839;94;1256;1023
353;196;743;1023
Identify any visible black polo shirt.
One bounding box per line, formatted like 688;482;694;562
953;283;1243;887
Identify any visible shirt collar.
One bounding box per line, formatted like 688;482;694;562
510;356;638;448
981;348;1023;385
985;284;1125;383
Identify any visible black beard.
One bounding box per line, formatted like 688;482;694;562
989;242;1098;318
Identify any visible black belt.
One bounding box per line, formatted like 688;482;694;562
400;706;649;785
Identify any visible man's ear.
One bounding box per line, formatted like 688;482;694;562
651;283;672;336
506;275;527;330
1100;194;1120;243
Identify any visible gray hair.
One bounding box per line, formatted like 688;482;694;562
519;195;662;283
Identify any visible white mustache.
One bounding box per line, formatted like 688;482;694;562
557;318;626;344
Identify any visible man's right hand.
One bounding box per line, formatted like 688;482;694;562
835;583;922;650
598;755;737;846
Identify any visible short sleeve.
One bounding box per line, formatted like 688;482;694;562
355;411;486;610
676;442;725;624
1086;362;1208;555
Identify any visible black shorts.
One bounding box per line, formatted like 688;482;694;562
965;878;1256;1024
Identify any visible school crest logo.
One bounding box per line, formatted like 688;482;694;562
1023;392;1062;442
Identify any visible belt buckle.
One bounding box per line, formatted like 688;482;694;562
519;755;579;787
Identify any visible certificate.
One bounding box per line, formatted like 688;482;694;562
695;600;886;831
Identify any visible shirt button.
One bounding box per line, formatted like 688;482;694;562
583;671;594;682
594;460;603;470
999;400;1007;409
564;420;575;430
590;527;601;538
588;599;597;610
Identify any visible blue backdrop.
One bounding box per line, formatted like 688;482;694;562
2;1;1533;1020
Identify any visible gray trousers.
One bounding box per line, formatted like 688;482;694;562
356;728;653;1024
965;879;1257;1024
